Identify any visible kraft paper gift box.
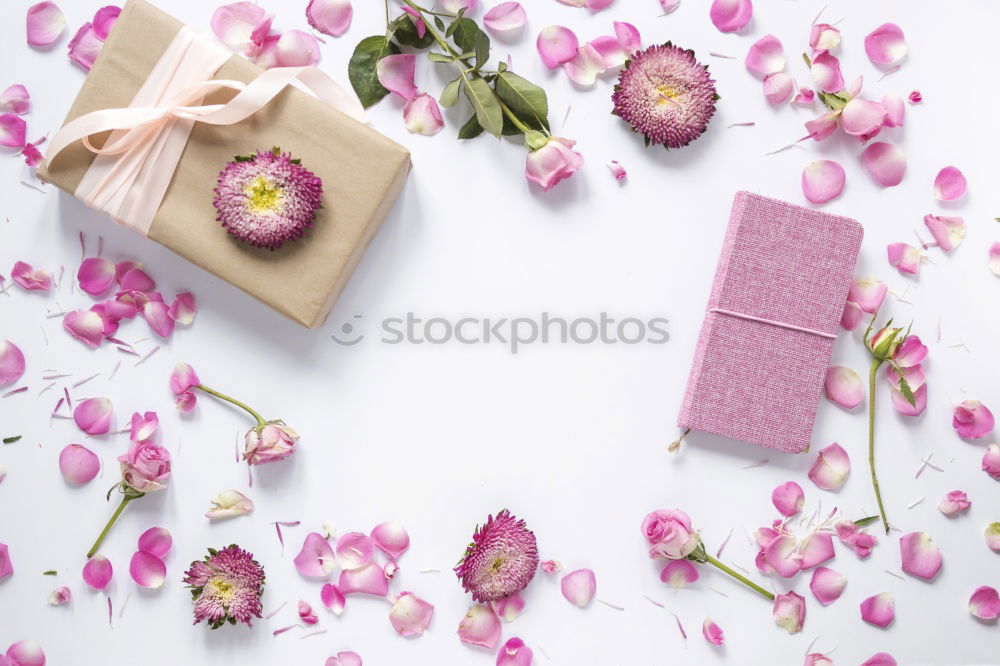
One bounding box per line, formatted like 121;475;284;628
38;0;411;328
677;191;864;453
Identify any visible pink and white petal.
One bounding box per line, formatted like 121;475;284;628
589;35;628;69
77;257;115;295
327;653;362;666
805;655;834;666
560;568;597;607
339;562;390;596
881;94;904;127
137;527;172;558
541;559;562;574
933;166;967;201
889;382;927;416
371;521;409;560
849;277;888;314
846;74;863;98
563;43;607;86
129;411;158;444
403;93;445;136
142;301;175;338
841;98;885;137
607;160;627;181
0;114;27;148
899;531;942;581
4;641;45;666
922;215;965;252
772;591;806;634
702;619;724;645
860;592;895;628
865;23;907;65
953;400;995;439
801;160;845;204
745;34;784;77
440;0;479;12
862;142;905;186
886;242;922;275
48;585;72;606
59;444;100;485
938;490;971;517
969;586;1000;621
805;111;840;142
808;442;851;491
321;582;346;614
0;543;13;580
984;445;1000;480
584;0;615;9
67;22;104;70
659;559;699;588
211;2;266;51
0;85;31;114
809;566;847;605
764;73;793;104
82;555;113;590
986;523;1000;552
659;0;680;13
536;25;579;69
129;550;166;588
886;363;925;392
613;21;641;53
764;535;802;578
294;532;336;578
205;489;253;520
458;604;502;648
840;301;863;331
772;481;805;517
824;366;864;409
799;532;835;569
73;397;113;435
989;242;1000;277
11;262;52;291
376;54;418;100
306;0;353;38
63;309;106;347
492;592;525;621
388;591;433;637
0;341;26;386
298;599;319;625
274;30;321;67
893;335;928;368
167;292;197;325
26;1;66;46
709;0;752;33
92;5;120;40
792;87;815;106
809;24;840;52
119;268;155;293
810;53;844;93
336;532;376;570
484;2;526;35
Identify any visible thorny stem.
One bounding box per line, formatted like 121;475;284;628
704;554;775;601
868;358;891;534
196;384;266;428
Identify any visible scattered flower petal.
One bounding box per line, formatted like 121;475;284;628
299;599;319;625
810;53;844;93
985;523;1000;552
403;93;445;136
983;444;1000;480
865;23;907;66
745;35;784;77
809;23;840;52
5;641;45;666
860;592;894;628
808;442;851;491
537;26;579;69
887;242;922;276
0;543;12;581
900;531;942;580
772;481;805;517
564;43;607;86
48;585;72;606
764;534;802;578
923;215;965;252
272;30;321;67
484;2;526;34
371;521;409;561
659;0;680;12
67;22;104;70
376;54;418;100
882;93;904;127
932;166;967;201
607;160;627;180
58;443;100;485
0;114;27;148
492;592;525;621
969;586;1000;621
792;87;815;106
306;0;352;38
26;1;66;46
805;654;834;666
709;0;752;33
809;566;847;605
83;555;113;590
294;532;336;578
841;97;884;138
321;583;346;614
890;382;927;416
0;341;26;386
339;562;389;596
824;366;863;409
763;72;793;104
496;637;533;666
11;262;52;292
130;550;167;588
805;111;839;141
862;655;897;666
211;2;267;52
772;591;806;634
953;400;994;439
458;604;502;648
702;618;724;645
73;397;113;435
659;559;699;588
0;85;30;115
560;568;597;607
77;257;115;296
991;243;1000;277
336;532;376;570
205;489;254;520
167;292;197;325
137;527;172;558
938;490;970;517
801;160;845;204
388;591;433;637
325;653;362;666
799;533;835;570
849;277;888;314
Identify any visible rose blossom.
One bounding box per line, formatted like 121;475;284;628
642;509;699;559
525;135;584;192
118;439;172;493
244;423;298;465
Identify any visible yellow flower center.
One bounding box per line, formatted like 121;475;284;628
207;578;234;602
244;176;284;214
655;84;682;106
490;557;506;572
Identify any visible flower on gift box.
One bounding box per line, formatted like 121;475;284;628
455;509;539;603
183;544;265;628
214;148;322;250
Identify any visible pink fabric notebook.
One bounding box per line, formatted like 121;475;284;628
678;191;864;453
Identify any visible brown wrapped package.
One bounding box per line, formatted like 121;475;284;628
38;0;411;328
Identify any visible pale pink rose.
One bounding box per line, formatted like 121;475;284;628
525;136;584;192
243;423;298;465
118;439;171;493
642;509;699;560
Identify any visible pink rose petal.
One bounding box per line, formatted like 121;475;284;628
881;94;904;128
589;35;628;70
0;543;12;581
805;655;833;666
73;397;113;435
67;22;104;70
991;243;1000;277
900;531;942;581
561;568;597;607
169;362;200;396
484;2;526;34
376;54;418;100
745;34;784;77
371;520;409;561
48;585;72;606
983;444;1000;480
0;341;26;386
865;23;907;66
709;0;752;33
441;0;478;11
298;599;319;625
809;566;847;605
82;555;113;590
887;242;921;275
63;309;105;347
137;526;172;558
339;562;389;596
537;26;579;69
933;166;967;201
763;72;793;104
809;23;840;52
772;590;806;634
659;0;680;12
764;534;802;578
938;490;971;517
892;337;927;369
772;481;804;517
294;532;336;578
840;301;863;330
325;653;362;666
58;444;100;485
129;550;166;588
205;489;254;520
890;382;927;416
922;215;965;252
607;160;627;181
388;591;433;637
792;87;815;106
211;2;267;52
307;0;352;38
321;583;346;615
613;21;641;54
26;2;66;46
0;114;27;148
458;604;502;648
496;637;532;666
860;592;894;628
848;277;887;314
969;586;1000;621
119;268;155;293
659;559;699;588
142;300;175;338
5;641;45;666
810;53;844;93
841;97;884;138
801;160;845;204
336;532;375;570
824;366;863;409
702;618;724;645
862;651;897;665
166;292;196;325
93;5;120;40
808;442;851;491
953;400;994;439
273;30;321;67
129;411;158;444
805;111;839;141
403;93;445;136
564;43;607;86
986;523;1000;552
492;592;525;621
862;142;906;186
77;257;115;296
0;85;31;115
11;261;52;292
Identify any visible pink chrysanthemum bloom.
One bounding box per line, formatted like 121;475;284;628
455;509;539;603
612;43;718;149
183;545;265;629
213;148;322;250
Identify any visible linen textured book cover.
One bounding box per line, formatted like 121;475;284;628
678;191;864;453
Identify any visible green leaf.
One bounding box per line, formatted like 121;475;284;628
390;15;435;49
494;71;550;131
439;77;462;108
42;570;57;576
428;52;453;63
433;16;445;31
463;77;503;138
451;18;489;69
2;435;20;444
457;114;485;140
854;516;880;527
348;36;401;109
898;376;916;407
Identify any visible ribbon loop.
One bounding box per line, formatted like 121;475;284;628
708;308;837;339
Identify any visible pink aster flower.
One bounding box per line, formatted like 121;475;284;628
183;545;265;628
455;509;539;603
612;43;718;149
213;148;322;250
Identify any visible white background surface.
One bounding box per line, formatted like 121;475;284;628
2;1;999;664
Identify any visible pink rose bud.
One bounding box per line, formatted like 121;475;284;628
641;509;700;560
118;438;172;493
243;423;298;466
524;134;584;192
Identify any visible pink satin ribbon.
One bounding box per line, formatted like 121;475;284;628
45;26;366;236
708;308;837;339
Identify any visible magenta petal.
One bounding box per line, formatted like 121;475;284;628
862;652;897;665
772;591;806;634
809;23;840;52
142;301;175;338
922;215;965;252
92;5;120;40
968;586;1000;621
809;566;847;605
801;160;845;204
536;25;579;69
12;261;53;292
376;54;418;100
0;85;31;115
659;559;700;588
119;268;155;293
67;22;104;70
709;0;752;33
307;0;352;38
0;543;12;581
899;531;942;581
892;335;927;368
887;242;921;275
861;142;906;187
169;362;200;395
763;73;793;104
808;442;850;491
326;653;362;666
882;94;904;127
933;166;967;201
294;532;336;578
48;585;72;606
799;533;835;570
388;591;433;637
983;445;1000;480
865;23;907;65
860;592;895;628
824;366;863;409
129;550;166;588
745;34;784;77
0;341;26;386
938;490;971;517
771;481;804;517
702;619;724;646
26;1;66;46
5;641;45;666
792;87;815;106
335;532;376;570
77;257;115;295
560;568;597;607
82;555;113;590
137;527;172;558
298;599;319;625
339;562;389;596
810;53;844;93
484;2;526;34
764;535;802;578
0;114;27;148
73;397;113;435
321;583;346;615
492;592;525;621
840;301;863;330
58;444;100;485
130;411;159;443
952;400;994;439
458;604;502;648
371;520;410;560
